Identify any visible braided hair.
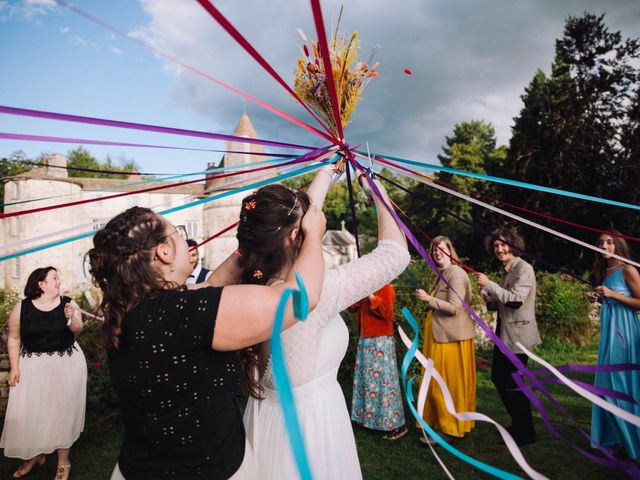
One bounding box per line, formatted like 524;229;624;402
236;184;311;398
237;185;311;285
87;207;176;350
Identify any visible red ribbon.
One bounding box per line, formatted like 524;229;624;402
309;0;345;142
195;0;339;145
54;0;333;144
0;150;327;220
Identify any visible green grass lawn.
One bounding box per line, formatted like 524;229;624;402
0;341;631;479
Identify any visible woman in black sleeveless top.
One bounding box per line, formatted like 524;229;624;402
1;267;86;480
87;206;326;480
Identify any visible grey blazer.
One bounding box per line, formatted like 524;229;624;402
483;257;541;353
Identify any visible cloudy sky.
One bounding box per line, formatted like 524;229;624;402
1;0;639;174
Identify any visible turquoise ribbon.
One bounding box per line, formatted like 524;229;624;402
404;268;420;289
271;272;312;480
364;151;640;212
0;153;314;209
400;306;522;480
0;159;335;262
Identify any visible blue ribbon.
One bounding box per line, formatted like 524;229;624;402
399;306;522;480
1;149;330;209
0;159;336;262
362;151;640;212
270;272;313;480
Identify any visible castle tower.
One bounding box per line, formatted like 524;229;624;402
202;111;267;268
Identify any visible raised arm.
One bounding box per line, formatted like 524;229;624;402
313;178;410;319
7;302;21;387
306;162;338;208
360;175;407;248
212;205;326;351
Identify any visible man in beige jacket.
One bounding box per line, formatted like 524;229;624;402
475;227;541;447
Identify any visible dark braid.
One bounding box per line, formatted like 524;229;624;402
87;207;176;350
236;185;311;399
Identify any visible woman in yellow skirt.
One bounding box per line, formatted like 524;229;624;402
414;236;476;444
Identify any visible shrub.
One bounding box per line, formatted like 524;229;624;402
535;272;593;344
73;295;119;417
0;290;21;356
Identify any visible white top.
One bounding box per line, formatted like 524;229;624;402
243;240;410;480
185;264;212;285
261;239;411;390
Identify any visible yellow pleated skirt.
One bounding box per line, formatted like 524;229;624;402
420;312;476;437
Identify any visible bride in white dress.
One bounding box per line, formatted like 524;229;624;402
234;166;410;479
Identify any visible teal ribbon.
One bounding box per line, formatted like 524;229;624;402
363;151;640;212
271;272;312;480
0;153;309;209
404;268;420;289
0;159;335;262
400;306;522;480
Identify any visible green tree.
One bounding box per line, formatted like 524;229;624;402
0;151;32;213
504;13;639;271
406;120;506;268
67;147;139;179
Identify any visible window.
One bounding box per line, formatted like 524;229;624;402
12;257;20;279
187;222;199;239
92;219;107;231
10;218;19;237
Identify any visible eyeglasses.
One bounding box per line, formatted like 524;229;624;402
171;225;188;241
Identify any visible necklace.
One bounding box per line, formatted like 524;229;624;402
606;262;621;271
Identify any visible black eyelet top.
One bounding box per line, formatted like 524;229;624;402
20;296;74;355
108;287;244;480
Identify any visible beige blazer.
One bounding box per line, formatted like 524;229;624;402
425;264;475;343
483;256;541;353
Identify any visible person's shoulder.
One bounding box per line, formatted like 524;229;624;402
622;264;639;280
449;264;466;275
513;257;534;273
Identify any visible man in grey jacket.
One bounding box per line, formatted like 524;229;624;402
475;227;541;446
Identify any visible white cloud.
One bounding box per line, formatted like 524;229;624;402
60;25;69;33
133;0;640;161
110;46;123;55
0;0;56;22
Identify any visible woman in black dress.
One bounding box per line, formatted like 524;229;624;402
1;266;86;480
86;205;326;480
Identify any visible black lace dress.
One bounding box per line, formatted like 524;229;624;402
0;297;87;459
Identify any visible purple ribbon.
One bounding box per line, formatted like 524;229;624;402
1;133;299;163
0;105;314;151
349;155;640;476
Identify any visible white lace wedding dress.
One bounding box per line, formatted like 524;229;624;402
243;240;410;479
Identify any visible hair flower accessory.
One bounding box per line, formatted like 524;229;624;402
245;199;257;211
253;270;264;279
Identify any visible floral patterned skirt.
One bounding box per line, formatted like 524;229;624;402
350;336;405;432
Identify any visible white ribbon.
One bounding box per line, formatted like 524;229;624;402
399;326;549;480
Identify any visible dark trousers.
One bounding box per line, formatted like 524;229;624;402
491;344;536;438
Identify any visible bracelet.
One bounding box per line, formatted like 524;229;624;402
318;169;334;180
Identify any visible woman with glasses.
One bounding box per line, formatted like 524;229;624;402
414;236;476;444
589;231;640;460
86;205;326;480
